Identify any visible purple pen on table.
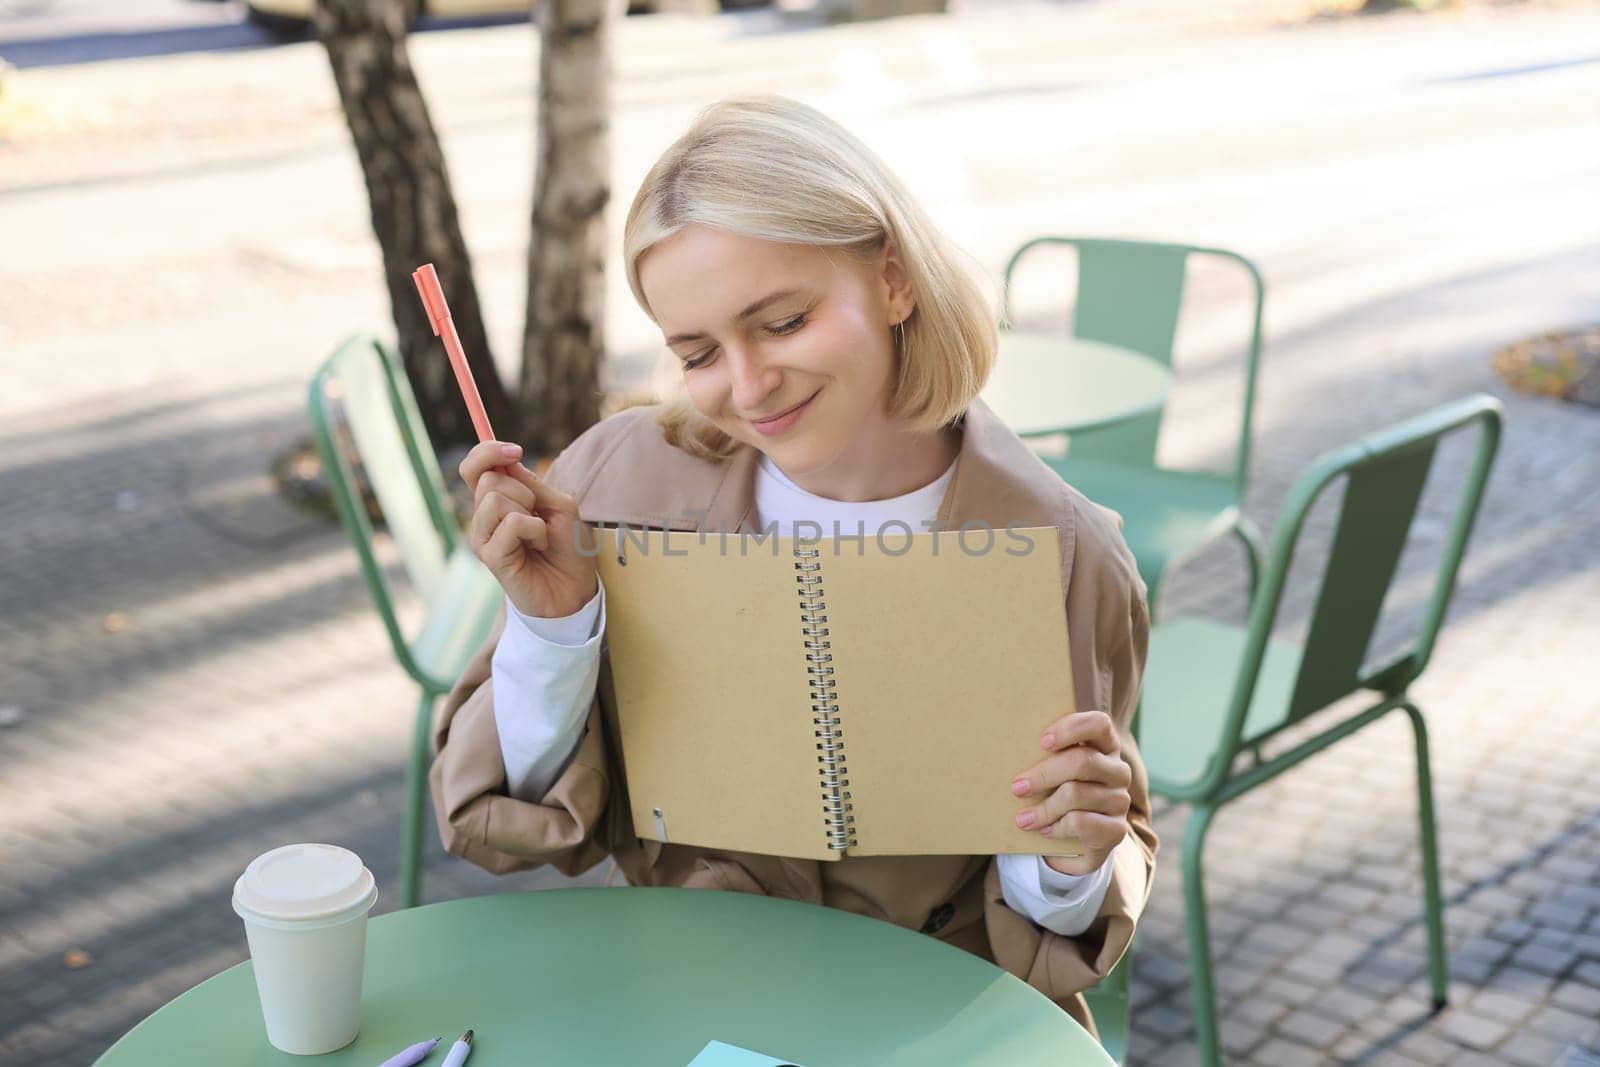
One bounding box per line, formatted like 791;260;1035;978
376;1036;440;1067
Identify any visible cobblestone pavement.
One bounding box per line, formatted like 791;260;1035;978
2;2;1598;1063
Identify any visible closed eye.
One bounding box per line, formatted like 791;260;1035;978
683;347;716;370
681;313;808;371
766;313;807;336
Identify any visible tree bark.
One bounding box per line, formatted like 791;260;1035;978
518;0;617;455
315;0;513;454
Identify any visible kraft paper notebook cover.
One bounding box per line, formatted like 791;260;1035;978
595;526;1077;861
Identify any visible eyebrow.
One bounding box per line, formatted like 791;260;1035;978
665;288;805;346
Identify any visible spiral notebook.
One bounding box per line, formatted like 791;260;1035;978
595;525;1078;861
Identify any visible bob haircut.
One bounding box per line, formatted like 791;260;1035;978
623;94;997;461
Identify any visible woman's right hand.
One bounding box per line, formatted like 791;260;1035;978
460;441;598;619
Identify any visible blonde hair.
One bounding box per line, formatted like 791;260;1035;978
623;94;997;460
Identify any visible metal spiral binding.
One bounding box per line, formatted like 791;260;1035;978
795;544;855;851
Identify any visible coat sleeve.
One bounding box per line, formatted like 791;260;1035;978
426;440;620;878
982;494;1156;1006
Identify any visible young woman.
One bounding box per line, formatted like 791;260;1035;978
430;94;1154;1034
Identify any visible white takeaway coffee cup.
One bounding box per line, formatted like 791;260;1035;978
231;843;379;1055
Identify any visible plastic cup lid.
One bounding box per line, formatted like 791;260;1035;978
232;843;377;924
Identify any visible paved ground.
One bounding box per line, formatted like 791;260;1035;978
2;1;1599;1063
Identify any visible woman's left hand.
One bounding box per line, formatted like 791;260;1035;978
1010;709;1132;877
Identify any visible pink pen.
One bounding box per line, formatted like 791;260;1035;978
412;263;497;444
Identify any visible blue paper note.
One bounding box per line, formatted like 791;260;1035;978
686;1040;804;1066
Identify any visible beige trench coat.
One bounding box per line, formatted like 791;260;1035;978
429;397;1155;1035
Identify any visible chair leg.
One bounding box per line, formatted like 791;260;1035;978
1230;514;1266;603
1084;953;1132;1064
1401;699;1450;1010
1181;805;1222;1067
400;690;435;911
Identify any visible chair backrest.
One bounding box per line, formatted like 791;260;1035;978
1000;237;1265;489
307;334;459;667
1211;395;1503;783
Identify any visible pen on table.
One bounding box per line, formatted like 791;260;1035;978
441;1029;475;1067
376;1036;439;1067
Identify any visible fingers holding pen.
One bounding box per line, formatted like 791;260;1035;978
482;510;551;566
469;487;551;563
458;441;581;520
475;469;535;513
459;441;525;494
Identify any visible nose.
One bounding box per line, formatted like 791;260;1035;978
726;345;781;414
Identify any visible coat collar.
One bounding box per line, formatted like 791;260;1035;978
673;399;1068;529
583;398;1078;599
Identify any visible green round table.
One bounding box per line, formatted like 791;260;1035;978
97;888;1113;1066
981;332;1172;437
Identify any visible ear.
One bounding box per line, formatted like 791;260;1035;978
878;241;917;326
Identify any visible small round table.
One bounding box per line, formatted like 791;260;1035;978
97;888;1113;1066
982;332;1172;437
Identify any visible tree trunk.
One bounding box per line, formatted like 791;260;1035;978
518;0;617;456
315;0;513;454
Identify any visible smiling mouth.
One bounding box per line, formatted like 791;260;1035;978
750;391;819;425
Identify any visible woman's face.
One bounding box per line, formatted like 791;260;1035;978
638;224;914;480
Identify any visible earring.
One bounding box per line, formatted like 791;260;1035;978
893;320;906;353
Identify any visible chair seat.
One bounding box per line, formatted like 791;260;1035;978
410;548;504;695
1042;458;1240;592
1139;616;1304;795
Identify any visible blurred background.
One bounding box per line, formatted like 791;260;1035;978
2;0;1598;1063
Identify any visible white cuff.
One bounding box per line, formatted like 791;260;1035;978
491;583;606;801
996;843;1119;937
507;585;603;646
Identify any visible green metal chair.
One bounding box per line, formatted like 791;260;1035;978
1081;961;1131;1064
1000;237;1268;617
1002;237;1266;1060
1139;395;1503;1066
307;333;503;909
